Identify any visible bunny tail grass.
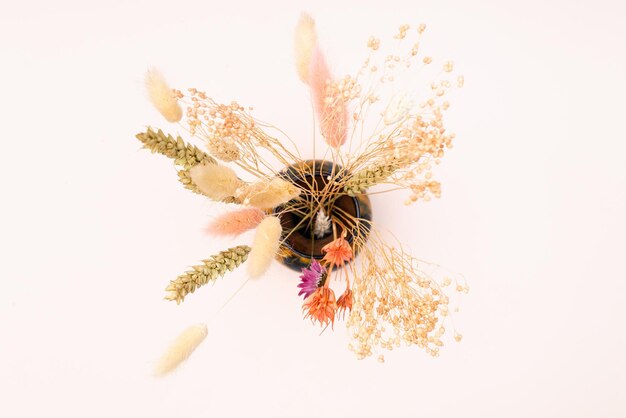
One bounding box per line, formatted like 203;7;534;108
206;207;266;237
309;47;348;148
145;69;183;123
294;12;318;84
247;216;282;278
154;323;208;377
189;163;242;201
238;178;300;210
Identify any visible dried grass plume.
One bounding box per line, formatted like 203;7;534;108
154;323;208;377
239;178;300;210
294;13;318;84
309;47;348;148
206;207;266;237
247;216;282;278
145;69;183;123
189;163;241;201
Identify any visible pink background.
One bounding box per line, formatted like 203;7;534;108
1;0;625;417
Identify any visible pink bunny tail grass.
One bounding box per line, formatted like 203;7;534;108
205;207;266;237
309;47;348;148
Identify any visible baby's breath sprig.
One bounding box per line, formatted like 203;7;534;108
165;245;252;304
178;90;303;180
347;233;466;361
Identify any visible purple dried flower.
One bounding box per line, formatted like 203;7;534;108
297;260;327;299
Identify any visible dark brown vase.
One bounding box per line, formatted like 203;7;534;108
274;160;372;271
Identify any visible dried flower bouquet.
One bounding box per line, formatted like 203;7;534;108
137;14;468;372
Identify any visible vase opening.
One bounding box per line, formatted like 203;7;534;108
275;160;372;271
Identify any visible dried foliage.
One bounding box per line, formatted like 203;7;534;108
137;18;467;362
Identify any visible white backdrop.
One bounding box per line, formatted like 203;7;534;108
1;0;625;417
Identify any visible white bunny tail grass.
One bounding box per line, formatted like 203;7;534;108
294;12;318;84
240;178;301;210
145;68;183;123
189;163;242;201
247;216;282;278
154;323;208;377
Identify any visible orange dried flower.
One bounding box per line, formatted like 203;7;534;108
303;287;337;328
336;288;352;319
321;237;353;266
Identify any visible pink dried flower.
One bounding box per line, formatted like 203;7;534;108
336;288;353;319
205;208;265;237
303;287;337;328
297;260;327;299
309;47;348;148
321;236;353;266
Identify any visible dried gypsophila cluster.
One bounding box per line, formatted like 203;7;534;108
338;24;463;205
177;89;301;177
136;15;466;369
346;233;468;361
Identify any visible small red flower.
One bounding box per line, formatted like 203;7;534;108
336;288;352;319
321;236;353;266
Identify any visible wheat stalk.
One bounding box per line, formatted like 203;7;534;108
136;127;243;200
344;164;396;196
164;245;251;304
